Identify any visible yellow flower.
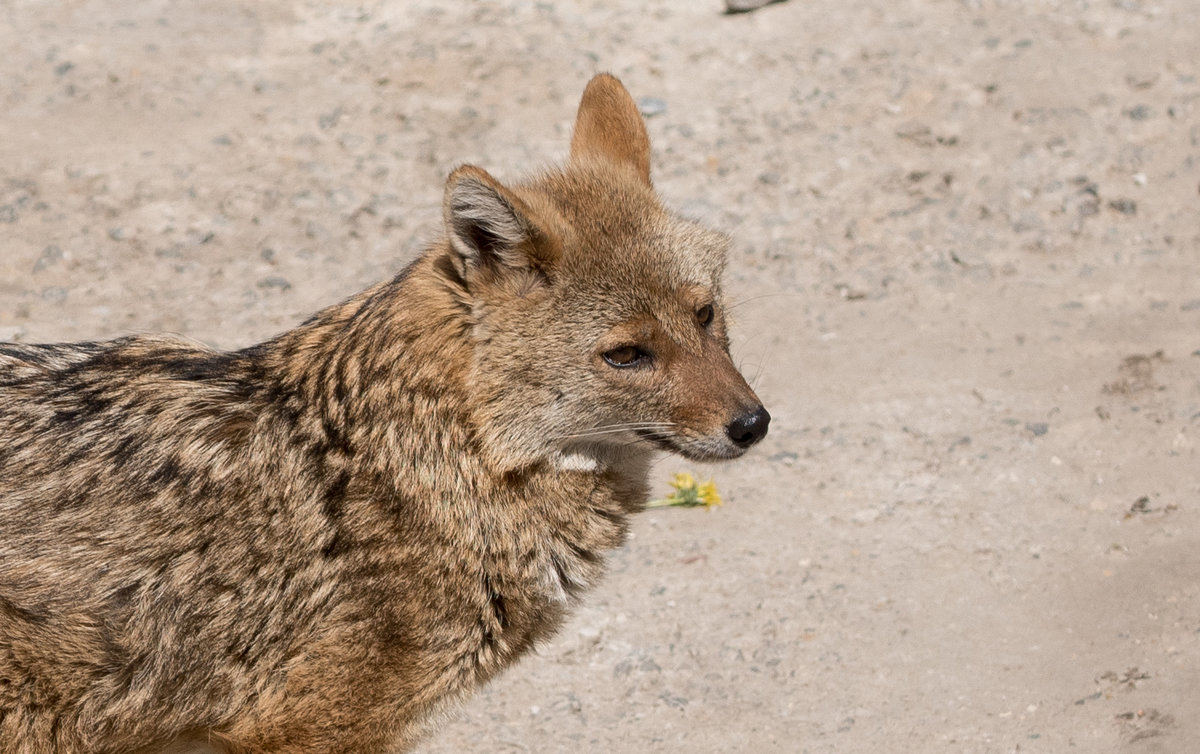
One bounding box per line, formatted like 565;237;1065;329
696;480;722;508
670;472;696;491
646;472;722;510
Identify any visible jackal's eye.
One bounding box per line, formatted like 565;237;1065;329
602;345;648;368
696;304;714;328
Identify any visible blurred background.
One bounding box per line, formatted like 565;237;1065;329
1;1;1197;751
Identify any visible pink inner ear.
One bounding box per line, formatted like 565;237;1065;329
569;74;652;186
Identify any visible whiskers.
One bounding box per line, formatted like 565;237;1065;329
739;355;767;390
551;421;677;444
725;290;798;392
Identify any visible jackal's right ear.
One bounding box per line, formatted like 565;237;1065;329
443;165;559;284
570;73;652;187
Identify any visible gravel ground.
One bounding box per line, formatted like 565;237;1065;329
2;1;1198;752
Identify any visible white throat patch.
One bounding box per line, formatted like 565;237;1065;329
553;451;602;473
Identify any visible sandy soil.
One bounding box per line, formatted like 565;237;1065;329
2;0;1198;752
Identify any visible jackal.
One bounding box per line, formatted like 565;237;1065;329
0;74;768;753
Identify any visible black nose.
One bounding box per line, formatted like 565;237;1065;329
726;405;770;448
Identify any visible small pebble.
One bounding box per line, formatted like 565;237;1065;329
41;286;68;303
724;0;778;12
636;96;667;117
1124;105;1151;121
318;107;344;130
1108;198;1137;215
257;276;292;292
33;244;64;272
1125;72;1159;90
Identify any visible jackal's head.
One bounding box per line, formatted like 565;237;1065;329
442;74;769;472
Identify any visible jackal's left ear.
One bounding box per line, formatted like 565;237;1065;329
570;74;652;187
444;165;560;283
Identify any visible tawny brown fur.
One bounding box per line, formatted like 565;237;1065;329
0;75;767;753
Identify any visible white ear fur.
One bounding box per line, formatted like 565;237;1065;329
445;170;531;271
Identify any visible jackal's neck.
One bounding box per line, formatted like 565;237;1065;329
277;252;460;366
255;249;474;449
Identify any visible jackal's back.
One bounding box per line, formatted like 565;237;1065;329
0;336;303;749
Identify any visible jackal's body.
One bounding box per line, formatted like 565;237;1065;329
0;75;767;753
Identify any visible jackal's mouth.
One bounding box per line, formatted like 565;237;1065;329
634;428;748;462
